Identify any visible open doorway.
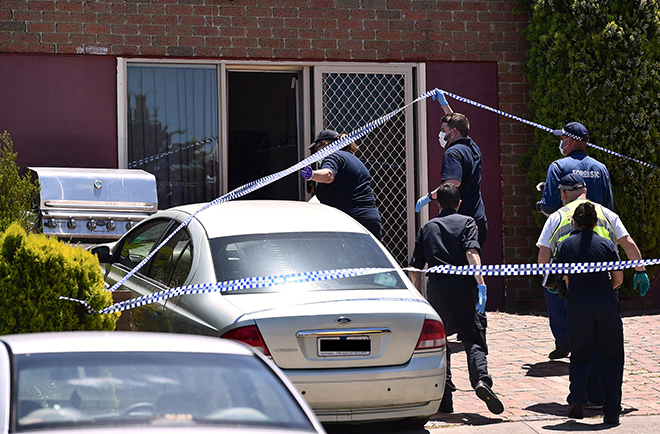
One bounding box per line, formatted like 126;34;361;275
227;71;302;200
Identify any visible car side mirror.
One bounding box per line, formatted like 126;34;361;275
90;245;114;264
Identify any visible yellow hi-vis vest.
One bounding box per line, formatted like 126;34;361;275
548;198;617;255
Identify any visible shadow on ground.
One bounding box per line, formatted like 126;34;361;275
524;403;636;419
523;360;570;377
539;419;615;431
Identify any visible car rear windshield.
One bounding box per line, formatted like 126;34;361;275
13;351;314;431
210;232;405;292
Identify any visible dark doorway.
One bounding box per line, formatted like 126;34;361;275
228;72;301;200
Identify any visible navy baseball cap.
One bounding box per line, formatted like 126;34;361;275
557;173;586;192
308;129;339;149
552;122;589;142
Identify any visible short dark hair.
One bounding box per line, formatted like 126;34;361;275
572;202;597;229
441;113;470;137
436;183;460;210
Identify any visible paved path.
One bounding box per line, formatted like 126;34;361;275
426;309;660;430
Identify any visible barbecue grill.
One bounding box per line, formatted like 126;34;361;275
29;167;158;241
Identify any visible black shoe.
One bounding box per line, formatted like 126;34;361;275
568;403;584;419
584;400;603;410
549;344;570;360
475;380;504;415
603;414;620;425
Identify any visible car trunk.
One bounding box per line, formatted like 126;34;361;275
224;290;427;369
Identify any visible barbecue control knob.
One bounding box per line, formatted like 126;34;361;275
67;219;77;230
125;221;134;230
87;220;97;231
106;220;116;231
44;218;57;229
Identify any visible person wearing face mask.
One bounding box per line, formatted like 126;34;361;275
536;122;613;217
415;89;487;249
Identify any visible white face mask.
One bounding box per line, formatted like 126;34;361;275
438;130;451;148
558;138;568;156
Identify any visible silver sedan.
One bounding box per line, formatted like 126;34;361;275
93;200;447;427
0;331;326;433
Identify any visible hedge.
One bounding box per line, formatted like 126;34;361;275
519;0;660;287
0;131;40;233
0;223;119;334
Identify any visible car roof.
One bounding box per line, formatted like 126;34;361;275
0;331;254;356
173;200;370;239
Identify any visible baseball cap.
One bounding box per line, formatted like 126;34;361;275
552;122;589;142
308;129;339;149
557;173;586;192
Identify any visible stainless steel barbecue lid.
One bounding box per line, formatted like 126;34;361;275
29;167;158;240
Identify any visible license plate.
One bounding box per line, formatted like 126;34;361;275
317;335;370;356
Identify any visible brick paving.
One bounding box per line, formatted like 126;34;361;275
427;309;660;428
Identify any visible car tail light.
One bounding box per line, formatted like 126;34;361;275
221;325;270;355
415;319;446;351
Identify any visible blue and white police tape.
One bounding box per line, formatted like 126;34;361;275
63;267;393;314
439;89;657;170
67;259;658;315
127;136;219;169
419;258;660;277
109;87;656;294
107;89;437;293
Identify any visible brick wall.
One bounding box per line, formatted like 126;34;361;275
0;0;541;308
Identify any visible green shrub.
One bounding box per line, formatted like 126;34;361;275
0;223;119;334
519;0;660;288
0;131;40;233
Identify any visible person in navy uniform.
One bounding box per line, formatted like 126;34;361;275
555;201;624;425
415;90;487;248
300;129;382;240
537;121;613;216
536;122;614;361
408;183;503;415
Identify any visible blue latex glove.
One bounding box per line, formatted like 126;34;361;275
634;271;650;297
301;165;313;180
432;88;448;107
476;284;487;314
415;193;432;212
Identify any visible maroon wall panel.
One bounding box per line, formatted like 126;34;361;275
0;54;117;170
425;62;504;309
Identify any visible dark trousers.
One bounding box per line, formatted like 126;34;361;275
545;289;570;348
547;289;605;404
566;296;624;418
475;216;488;249
356;217;382;241
427;277;492;399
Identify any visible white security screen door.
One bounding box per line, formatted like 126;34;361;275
314;65;415;267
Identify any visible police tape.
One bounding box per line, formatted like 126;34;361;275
421;258;660;276
107;87;657;295
440;89;657;170
127;136;218;169
61;267;393;314
65;259;658;315
106;89;437;294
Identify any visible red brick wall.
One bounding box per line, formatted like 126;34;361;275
0;0;540;308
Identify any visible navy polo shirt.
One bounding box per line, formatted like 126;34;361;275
555;228;620;305
441;137;486;221
540;151;614;215
409;208;481;272
315;150;379;221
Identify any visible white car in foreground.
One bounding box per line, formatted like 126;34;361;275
92;200;446;427
0;332;326;433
